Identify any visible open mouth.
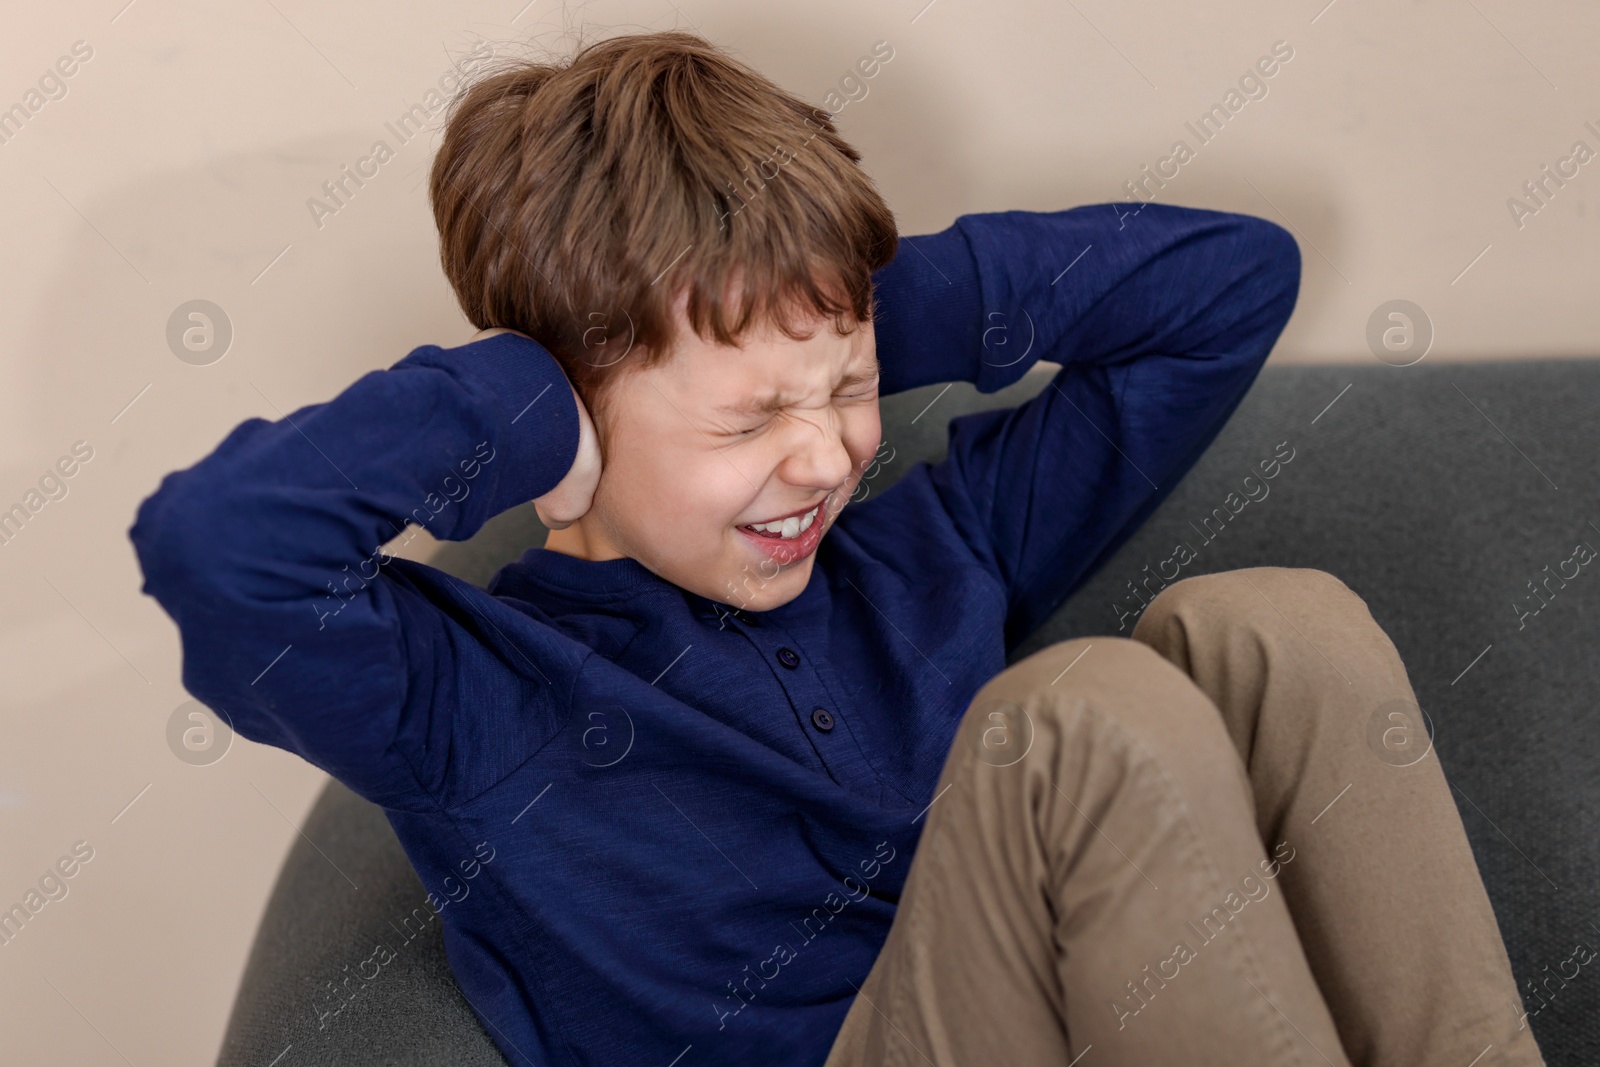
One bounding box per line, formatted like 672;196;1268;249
737;500;824;541
735;496;832;566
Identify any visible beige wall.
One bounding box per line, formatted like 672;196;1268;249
1;0;1595;1062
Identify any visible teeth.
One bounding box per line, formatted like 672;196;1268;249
745;504;820;540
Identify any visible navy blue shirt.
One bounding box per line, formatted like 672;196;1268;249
131;202;1299;1066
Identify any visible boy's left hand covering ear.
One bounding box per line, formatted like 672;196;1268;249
469;327;603;529
532;375;602;530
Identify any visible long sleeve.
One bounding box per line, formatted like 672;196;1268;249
869;202;1301;649
130;332;586;809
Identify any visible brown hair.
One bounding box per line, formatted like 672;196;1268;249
429;30;899;429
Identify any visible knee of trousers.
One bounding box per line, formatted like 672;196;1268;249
1133;566;1370;646
1129;567;1393;752
956;637;1248;793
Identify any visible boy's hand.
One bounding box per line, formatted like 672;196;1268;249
469;327;601;530
533;376;601;530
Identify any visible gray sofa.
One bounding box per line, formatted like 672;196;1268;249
217;359;1600;1066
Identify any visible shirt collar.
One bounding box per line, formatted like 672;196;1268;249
489;544;826;624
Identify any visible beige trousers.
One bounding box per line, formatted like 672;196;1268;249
825;567;1543;1067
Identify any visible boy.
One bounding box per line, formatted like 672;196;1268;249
134;30;1540;1067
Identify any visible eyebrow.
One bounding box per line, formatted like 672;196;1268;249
714;356;881;417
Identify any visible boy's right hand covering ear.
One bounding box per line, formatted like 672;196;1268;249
469;327;602;530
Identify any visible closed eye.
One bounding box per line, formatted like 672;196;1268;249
728;380;877;436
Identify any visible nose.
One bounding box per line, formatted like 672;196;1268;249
781;407;855;493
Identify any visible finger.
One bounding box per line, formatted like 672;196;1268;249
533;501;574;531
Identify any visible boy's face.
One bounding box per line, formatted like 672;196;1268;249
548;289;881;613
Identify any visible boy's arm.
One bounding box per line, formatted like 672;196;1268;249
870;202;1301;649
130;333;583;809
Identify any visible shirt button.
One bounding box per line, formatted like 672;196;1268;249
810;707;835;732
776;647;800;669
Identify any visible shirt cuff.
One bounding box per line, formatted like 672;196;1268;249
872;222;985;395
397;331;581;510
